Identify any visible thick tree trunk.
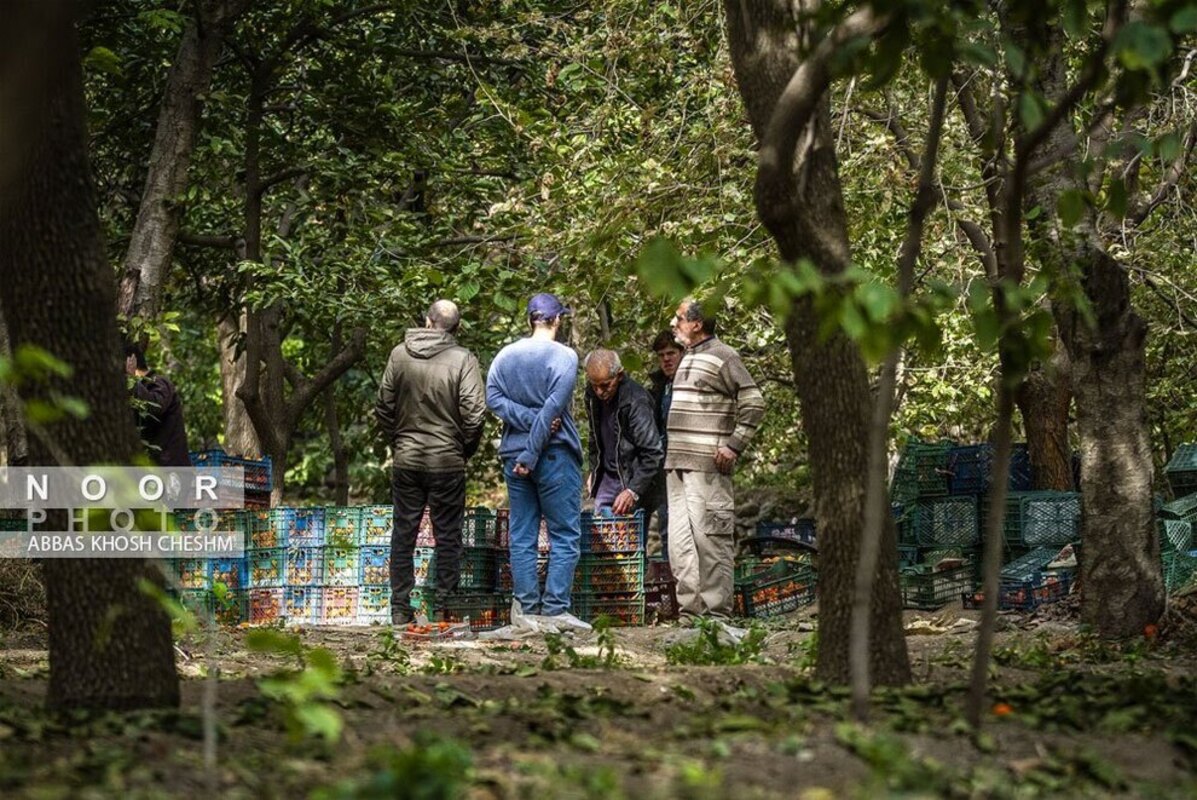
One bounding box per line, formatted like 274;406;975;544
1023;25;1163;634
0;4;178;710
1058;251;1163;634
723;0;910;685
1014;343;1073;490
116;0;248;322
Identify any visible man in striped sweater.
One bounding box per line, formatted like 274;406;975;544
665;298;766;621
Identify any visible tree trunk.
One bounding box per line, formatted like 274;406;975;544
217;313;261;457
116;0;248;322
1058;250;1162;635
723;0;910;685
0;305;29;466
325;387;349;505
0;3;178;711
1014;343;1073;490
1023;25;1163;635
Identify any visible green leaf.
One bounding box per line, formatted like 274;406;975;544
636;238;688;301
292;704;343;742
1105;178;1129;219
1171;7;1197;34
1062;0;1088;38
1115;22;1172;71
1004;42;1027;79
83;46;123;77
1019;92;1045;131
246;629;304;656
1057;189;1087;227
1156;131;1182;163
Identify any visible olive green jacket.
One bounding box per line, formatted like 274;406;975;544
374;329;486;472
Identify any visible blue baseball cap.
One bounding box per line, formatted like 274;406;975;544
527;293;571;320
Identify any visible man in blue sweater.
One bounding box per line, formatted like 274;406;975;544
486;293;589;631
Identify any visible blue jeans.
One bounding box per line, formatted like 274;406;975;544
503;445;582;615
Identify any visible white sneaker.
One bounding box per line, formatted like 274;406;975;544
541;611;592;633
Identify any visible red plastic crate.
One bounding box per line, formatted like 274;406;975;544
249;588;284;625
320;587;359;626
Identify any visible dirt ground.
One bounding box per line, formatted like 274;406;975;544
1;602;1196;799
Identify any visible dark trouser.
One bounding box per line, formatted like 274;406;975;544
390;467;466;612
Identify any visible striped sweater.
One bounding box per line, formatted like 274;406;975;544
664;336;766;472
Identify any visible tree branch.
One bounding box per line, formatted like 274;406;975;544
178;231;243;249
756;7;891;230
257;166;310;196
1129;114;1197;227
429;234;517;247
288;327;368;420
266;3;396;72
391;48;521;67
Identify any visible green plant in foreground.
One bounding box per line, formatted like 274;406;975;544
245;629;344;744
365;628;411;676
312;733;473;800
665;618;767;666
542;615;622;669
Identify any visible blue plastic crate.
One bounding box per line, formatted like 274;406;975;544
189;449;273;492
165;558;210;590
271;507;325;547
284;586;321;625
946;444;1032;495
754;518;816;549
209;558;248;591
963;572;1071;611
360;545;390;586
285;547;324;587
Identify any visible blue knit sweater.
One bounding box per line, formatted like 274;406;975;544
485;337;581;470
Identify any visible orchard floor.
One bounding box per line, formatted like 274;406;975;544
1;600;1196;799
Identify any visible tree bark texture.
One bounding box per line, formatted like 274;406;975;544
116;0;249;322
1014;343;1074;490
0;4;179;711
218;312;262;457
0;304;29;466
723;0;910;685
1024;25;1163;634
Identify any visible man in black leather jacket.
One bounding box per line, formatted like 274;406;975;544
583;349;664;515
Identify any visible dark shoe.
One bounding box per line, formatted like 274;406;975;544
392;607;415;626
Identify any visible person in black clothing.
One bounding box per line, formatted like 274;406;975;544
583;349;664;515
647;330;682;557
124;342;191;467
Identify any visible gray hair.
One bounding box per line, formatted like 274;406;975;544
426;299;461;333
584;348;622;379
681;297;717;336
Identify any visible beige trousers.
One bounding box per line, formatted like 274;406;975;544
666;469;735;619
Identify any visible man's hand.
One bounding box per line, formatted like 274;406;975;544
612;489;637;515
550;416;562;434
513;463;531;477
714;446;738;474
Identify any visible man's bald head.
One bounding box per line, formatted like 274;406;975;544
584;349;622;381
426;299;461;333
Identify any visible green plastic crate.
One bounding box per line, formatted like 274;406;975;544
1165;444;1197;499
575;553;644;594
324;507;363;548
1003;492;1081;547
890;439;954;504
909;496;979;546
900;562;974;610
1163;549;1197;595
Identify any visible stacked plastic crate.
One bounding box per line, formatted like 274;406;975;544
734;518;818;618
893;439;981;609
190;449;273;509
644;558;678;623
496;512;551;595
442;508;509;630
571;511;646;626
1159;446;1197;595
